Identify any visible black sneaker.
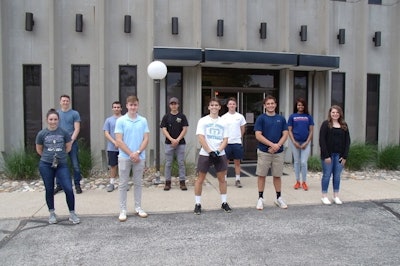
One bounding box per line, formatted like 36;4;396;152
75;185;82;194
221;202;232;213
194;204;201;215
54;186;63;195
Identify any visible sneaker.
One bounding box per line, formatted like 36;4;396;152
235;180;243;188
119;210;127;222
48;212;57;224
294;181;301;189
332;197;343;205
106;183;114;192
302;182;308;191
221;202;232;213
194;204;201;215
274;197;288;209
54;185;63;195
75;185;82;194
180;180;188;191
321;197;332;205
135;207;148;218
256;198;264;210
69;211;80;224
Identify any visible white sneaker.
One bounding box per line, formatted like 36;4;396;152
119;210;127;222
135;207;148;218
321;197;332;205
274;197;288;209
256;198;264;210
332;197;343;205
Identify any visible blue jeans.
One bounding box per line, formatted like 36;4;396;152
321;153;343;194
164;144;186;181
39;161;75;211
57;141;81;187
290;141;311;182
69;141;81;186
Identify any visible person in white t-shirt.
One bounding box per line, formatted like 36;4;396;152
194;97;231;215
222;97;246;188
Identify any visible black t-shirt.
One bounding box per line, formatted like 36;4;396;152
160;112;189;144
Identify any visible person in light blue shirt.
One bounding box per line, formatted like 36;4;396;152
114;95;149;222
103;101;122;192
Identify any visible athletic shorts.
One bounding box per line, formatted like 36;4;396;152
225;144;244;160
107;151;119;167
255;149;284;177
197;154;228;173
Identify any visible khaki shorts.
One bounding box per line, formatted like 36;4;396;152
255;149;284;177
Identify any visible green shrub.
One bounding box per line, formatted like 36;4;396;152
77;139;94;178
377;145;400;170
3;148;40;180
346;143;377;170
307;155;322;172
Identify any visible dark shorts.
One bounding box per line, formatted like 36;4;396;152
107;151;119;167
225;144;244;160
197;154;228;173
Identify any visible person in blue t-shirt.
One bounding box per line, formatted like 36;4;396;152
288;98;314;191
36;108;80;224
103;101;122;192
254;95;289;211
54;95;82;194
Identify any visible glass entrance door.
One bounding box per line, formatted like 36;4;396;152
203;88;266;162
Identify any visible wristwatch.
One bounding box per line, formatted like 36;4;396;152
136;150;141;154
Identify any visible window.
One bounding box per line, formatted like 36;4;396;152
23;65;42;149
294;71;308;105
166;67;183;113
119;65;137;114
368;0;382;5
331;72;345;110
366;74;380;144
72;65;91;146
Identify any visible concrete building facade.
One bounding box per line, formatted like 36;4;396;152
1;0;399;169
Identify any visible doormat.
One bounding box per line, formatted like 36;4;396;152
209;165;288;178
208;166;249;178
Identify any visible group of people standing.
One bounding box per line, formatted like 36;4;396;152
35;93;350;224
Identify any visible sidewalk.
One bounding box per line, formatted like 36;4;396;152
1;166;399;219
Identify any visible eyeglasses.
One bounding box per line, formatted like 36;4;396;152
170;102;178;105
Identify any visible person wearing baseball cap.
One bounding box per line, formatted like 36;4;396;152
160;97;189;191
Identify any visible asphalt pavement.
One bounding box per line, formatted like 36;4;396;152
1;166;400;265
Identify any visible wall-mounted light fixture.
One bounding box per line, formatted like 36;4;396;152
76;14;83;32
172;17;179;35
25;12;34;31
300;25;307;41
124;15;131;33
217;19;224;37
337;29;345;44
373;31;381;47
260;22;267;39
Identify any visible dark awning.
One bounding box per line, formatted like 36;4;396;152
153;47;340;71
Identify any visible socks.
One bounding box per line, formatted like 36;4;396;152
258;191;264;199
195;196;201;205
110;178;115;184
276;191;281;199
221;194;227;203
235;175;240;181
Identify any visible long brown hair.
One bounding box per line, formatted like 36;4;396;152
327;105;348;131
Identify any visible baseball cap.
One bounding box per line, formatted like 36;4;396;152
169;97;179;104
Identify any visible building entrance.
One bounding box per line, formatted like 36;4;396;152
202;87;269;162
